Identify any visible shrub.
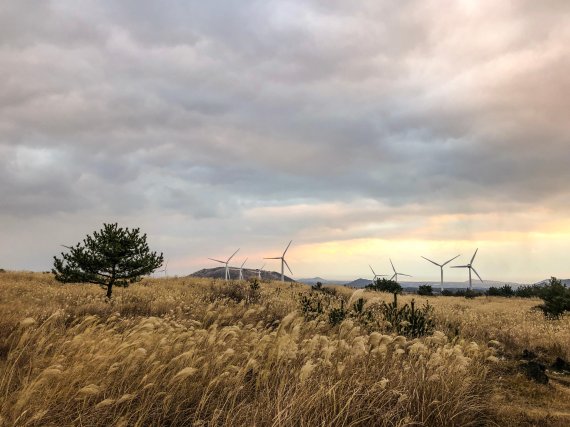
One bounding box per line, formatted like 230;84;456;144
453;289;483;299
418;284;433;296
379;293;435;337
209;280;261;304
487;285;514;297
515;284;543;298
328;301;347;326
299;293;326;320
311;282;337;296
366;278;402;294
536;277;570;319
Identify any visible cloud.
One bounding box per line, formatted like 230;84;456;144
1;1;569;279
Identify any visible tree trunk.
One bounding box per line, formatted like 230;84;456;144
106;281;114;299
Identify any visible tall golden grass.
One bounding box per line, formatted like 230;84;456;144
0;272;568;426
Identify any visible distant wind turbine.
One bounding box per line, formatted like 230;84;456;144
156;259;169;278
254;263;266;280
264;240;293;282
451;249;483;290
389;259;411;283
208;248;240;281
420;254;460;293
232;258;248;281
369;265;387;283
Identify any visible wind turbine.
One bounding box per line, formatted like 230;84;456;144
155;259;169;278
232;258;248;281
420;254;460;293
208;248;240;281
369;265;387;283
264;240;293;282
389;259;411;283
254;263;266;280
451;249;483;290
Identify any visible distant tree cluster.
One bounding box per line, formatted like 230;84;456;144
417;284;433;296
486;285;515;297
366;277;402;294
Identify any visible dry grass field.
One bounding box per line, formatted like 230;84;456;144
1;271;569;426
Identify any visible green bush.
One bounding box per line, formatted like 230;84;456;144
418;284;433;296
379;293;435;338
299;293;326;320
515;284;543;298
366;278;402;294
486;285;514;297
536;277;570;319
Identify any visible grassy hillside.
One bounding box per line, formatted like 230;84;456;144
0;272;569;426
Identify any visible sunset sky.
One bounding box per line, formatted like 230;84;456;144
1;1;569;283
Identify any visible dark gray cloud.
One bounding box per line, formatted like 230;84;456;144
1;1;569;279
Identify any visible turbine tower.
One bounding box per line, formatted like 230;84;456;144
420;254;460;293
451;249;483;290
254;263;266;280
369;265;387;283
208;248;240;281
389;259;411;283
264;240;293;282
233;257;248;281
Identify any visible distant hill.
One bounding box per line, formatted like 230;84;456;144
534;278;570;286
189;267;295;282
345;278;373;288
297;277;348;285
301;277;528;290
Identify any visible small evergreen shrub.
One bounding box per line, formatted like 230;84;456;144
536;277;570;319
379;293;435;337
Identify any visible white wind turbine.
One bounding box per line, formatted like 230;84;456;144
451;249;483;290
420;254;460;293
264;240;293;282
208;248;240;281
254;263;266;280
389;259;412;283
232;258;248;281
369;265;387;283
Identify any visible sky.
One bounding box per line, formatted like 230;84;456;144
1;1;570;283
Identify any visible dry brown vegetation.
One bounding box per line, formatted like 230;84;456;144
0;271;569;426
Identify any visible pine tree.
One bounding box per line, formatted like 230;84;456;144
52;223;163;298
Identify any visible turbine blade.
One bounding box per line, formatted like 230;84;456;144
264;257;281;259
471;267;483;283
227;248;240;263
442;254;461;266
470;248;478;265
399;273;412;277
208;258;225;264
390;274;396;281
390;258;396;274
282;240;292;257
451;265;469;268
260;263;265;270
369;265;376;275
283;259;293;275
421;256;440;267
241;257;248;268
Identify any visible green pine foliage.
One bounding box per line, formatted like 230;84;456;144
366;277;403;294
52;223;163;298
536;277;570;319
